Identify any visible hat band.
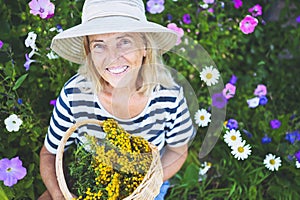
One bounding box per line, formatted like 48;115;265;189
86;12;142;22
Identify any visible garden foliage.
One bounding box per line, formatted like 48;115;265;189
0;0;300;199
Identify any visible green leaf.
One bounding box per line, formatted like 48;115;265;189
12;73;28;90
0;185;9;200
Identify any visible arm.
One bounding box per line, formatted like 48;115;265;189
40;145;65;199
160;144;188;181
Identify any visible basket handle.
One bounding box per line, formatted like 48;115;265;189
55;119;103;200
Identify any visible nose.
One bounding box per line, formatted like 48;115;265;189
105;45;123;64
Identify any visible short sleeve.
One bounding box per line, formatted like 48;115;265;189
44;86;76;154
165;87;196;147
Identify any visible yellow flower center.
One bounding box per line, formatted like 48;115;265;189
206;73;213;79
269;159;275;165
200;115;205;120
231;135;236;141
238;146;244;153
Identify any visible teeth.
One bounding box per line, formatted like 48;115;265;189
106;66;128;74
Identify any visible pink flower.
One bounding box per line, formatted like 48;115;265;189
248;4;263;17
254;84;267;97
203;0;214;4
239;15;258;34
223;83;236;99
167;23;184;45
232;0;243;9
29;0;55;19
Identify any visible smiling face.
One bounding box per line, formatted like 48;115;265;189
88;33;146;89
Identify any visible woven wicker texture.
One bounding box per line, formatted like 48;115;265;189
55;119;163;199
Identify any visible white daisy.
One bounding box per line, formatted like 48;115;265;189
199;161;212;181
263;153;282;171
4;114;23;132
200;66;220;86
194;109;211;127
296;160;300;168
230;140;252;160
223;129;242;147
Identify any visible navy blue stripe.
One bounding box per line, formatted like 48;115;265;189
148;96;176;107
57;97;73;120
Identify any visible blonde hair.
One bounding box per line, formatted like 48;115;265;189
78;33;176;95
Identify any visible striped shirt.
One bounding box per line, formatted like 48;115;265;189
45;74;195;154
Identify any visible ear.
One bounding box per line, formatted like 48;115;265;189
143;49;147;57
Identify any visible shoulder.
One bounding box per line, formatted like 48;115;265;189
62;74;93;95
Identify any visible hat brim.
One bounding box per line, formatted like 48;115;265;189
51;16;178;64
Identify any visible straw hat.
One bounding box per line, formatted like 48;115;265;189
50;0;178;64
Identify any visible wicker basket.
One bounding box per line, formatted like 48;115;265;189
55;119;163;199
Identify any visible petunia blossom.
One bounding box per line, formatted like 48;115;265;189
0;157;27;187
259;96;268;105
295;150;300;162
226;119;238;130
232;0;243;9
239;15;258;34
222;83;236;99
167;23;184;45
248;4;263;17
229;74;237;85
50;99;57;106
212;92;227;109
296;16;300;23
247;97;260;108
182;14;191;24
0;40;3;49
4;114;23;132
146;0;165;14
24;53;36;71
29;0;55;19
203;0;214;4
254;84;267;97
285;131;300;144
270;119;281;129
261;135;272;144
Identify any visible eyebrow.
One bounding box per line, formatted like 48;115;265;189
89;34;134;44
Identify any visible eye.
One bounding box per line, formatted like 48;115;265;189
118;38;133;49
91;42;106;53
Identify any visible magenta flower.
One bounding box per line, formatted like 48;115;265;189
24;53;36;71
254;84;267;97
212;92;227;109
239;15;258;34
146;0;165;14
29;0;55;19
182;14;191;24
270;119;281;129
167;23;184;45
232;0;243;9
222;83;236;99
0;40;3;49
50;99;57;106
0;157;27;187
248;4;263;17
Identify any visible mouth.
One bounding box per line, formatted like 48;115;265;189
106;65;129;75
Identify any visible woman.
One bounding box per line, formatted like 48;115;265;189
39;0;195;199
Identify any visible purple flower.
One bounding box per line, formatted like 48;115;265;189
28;0;55;19
222;83;236;99
270;119;281;129
0;157;27;187
0;40;3;49
285;131;300;144
259;96;268;105
248;4;263;17
232;0;243;9
295;150;300;162
239;15;258;34
24;53;36;71
212;92;227;109
182;14;191;24
254;84;267;97
261;135;272;144
167;23;184;45
146;0;165;14
226;119;238;130
296;15;300;23
229;74;237;85
50;99;57;106
207;8;214;13
203;0;214;4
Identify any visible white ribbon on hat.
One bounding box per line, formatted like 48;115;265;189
82;1;147;23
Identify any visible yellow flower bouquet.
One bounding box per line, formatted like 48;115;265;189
55;119;163;200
